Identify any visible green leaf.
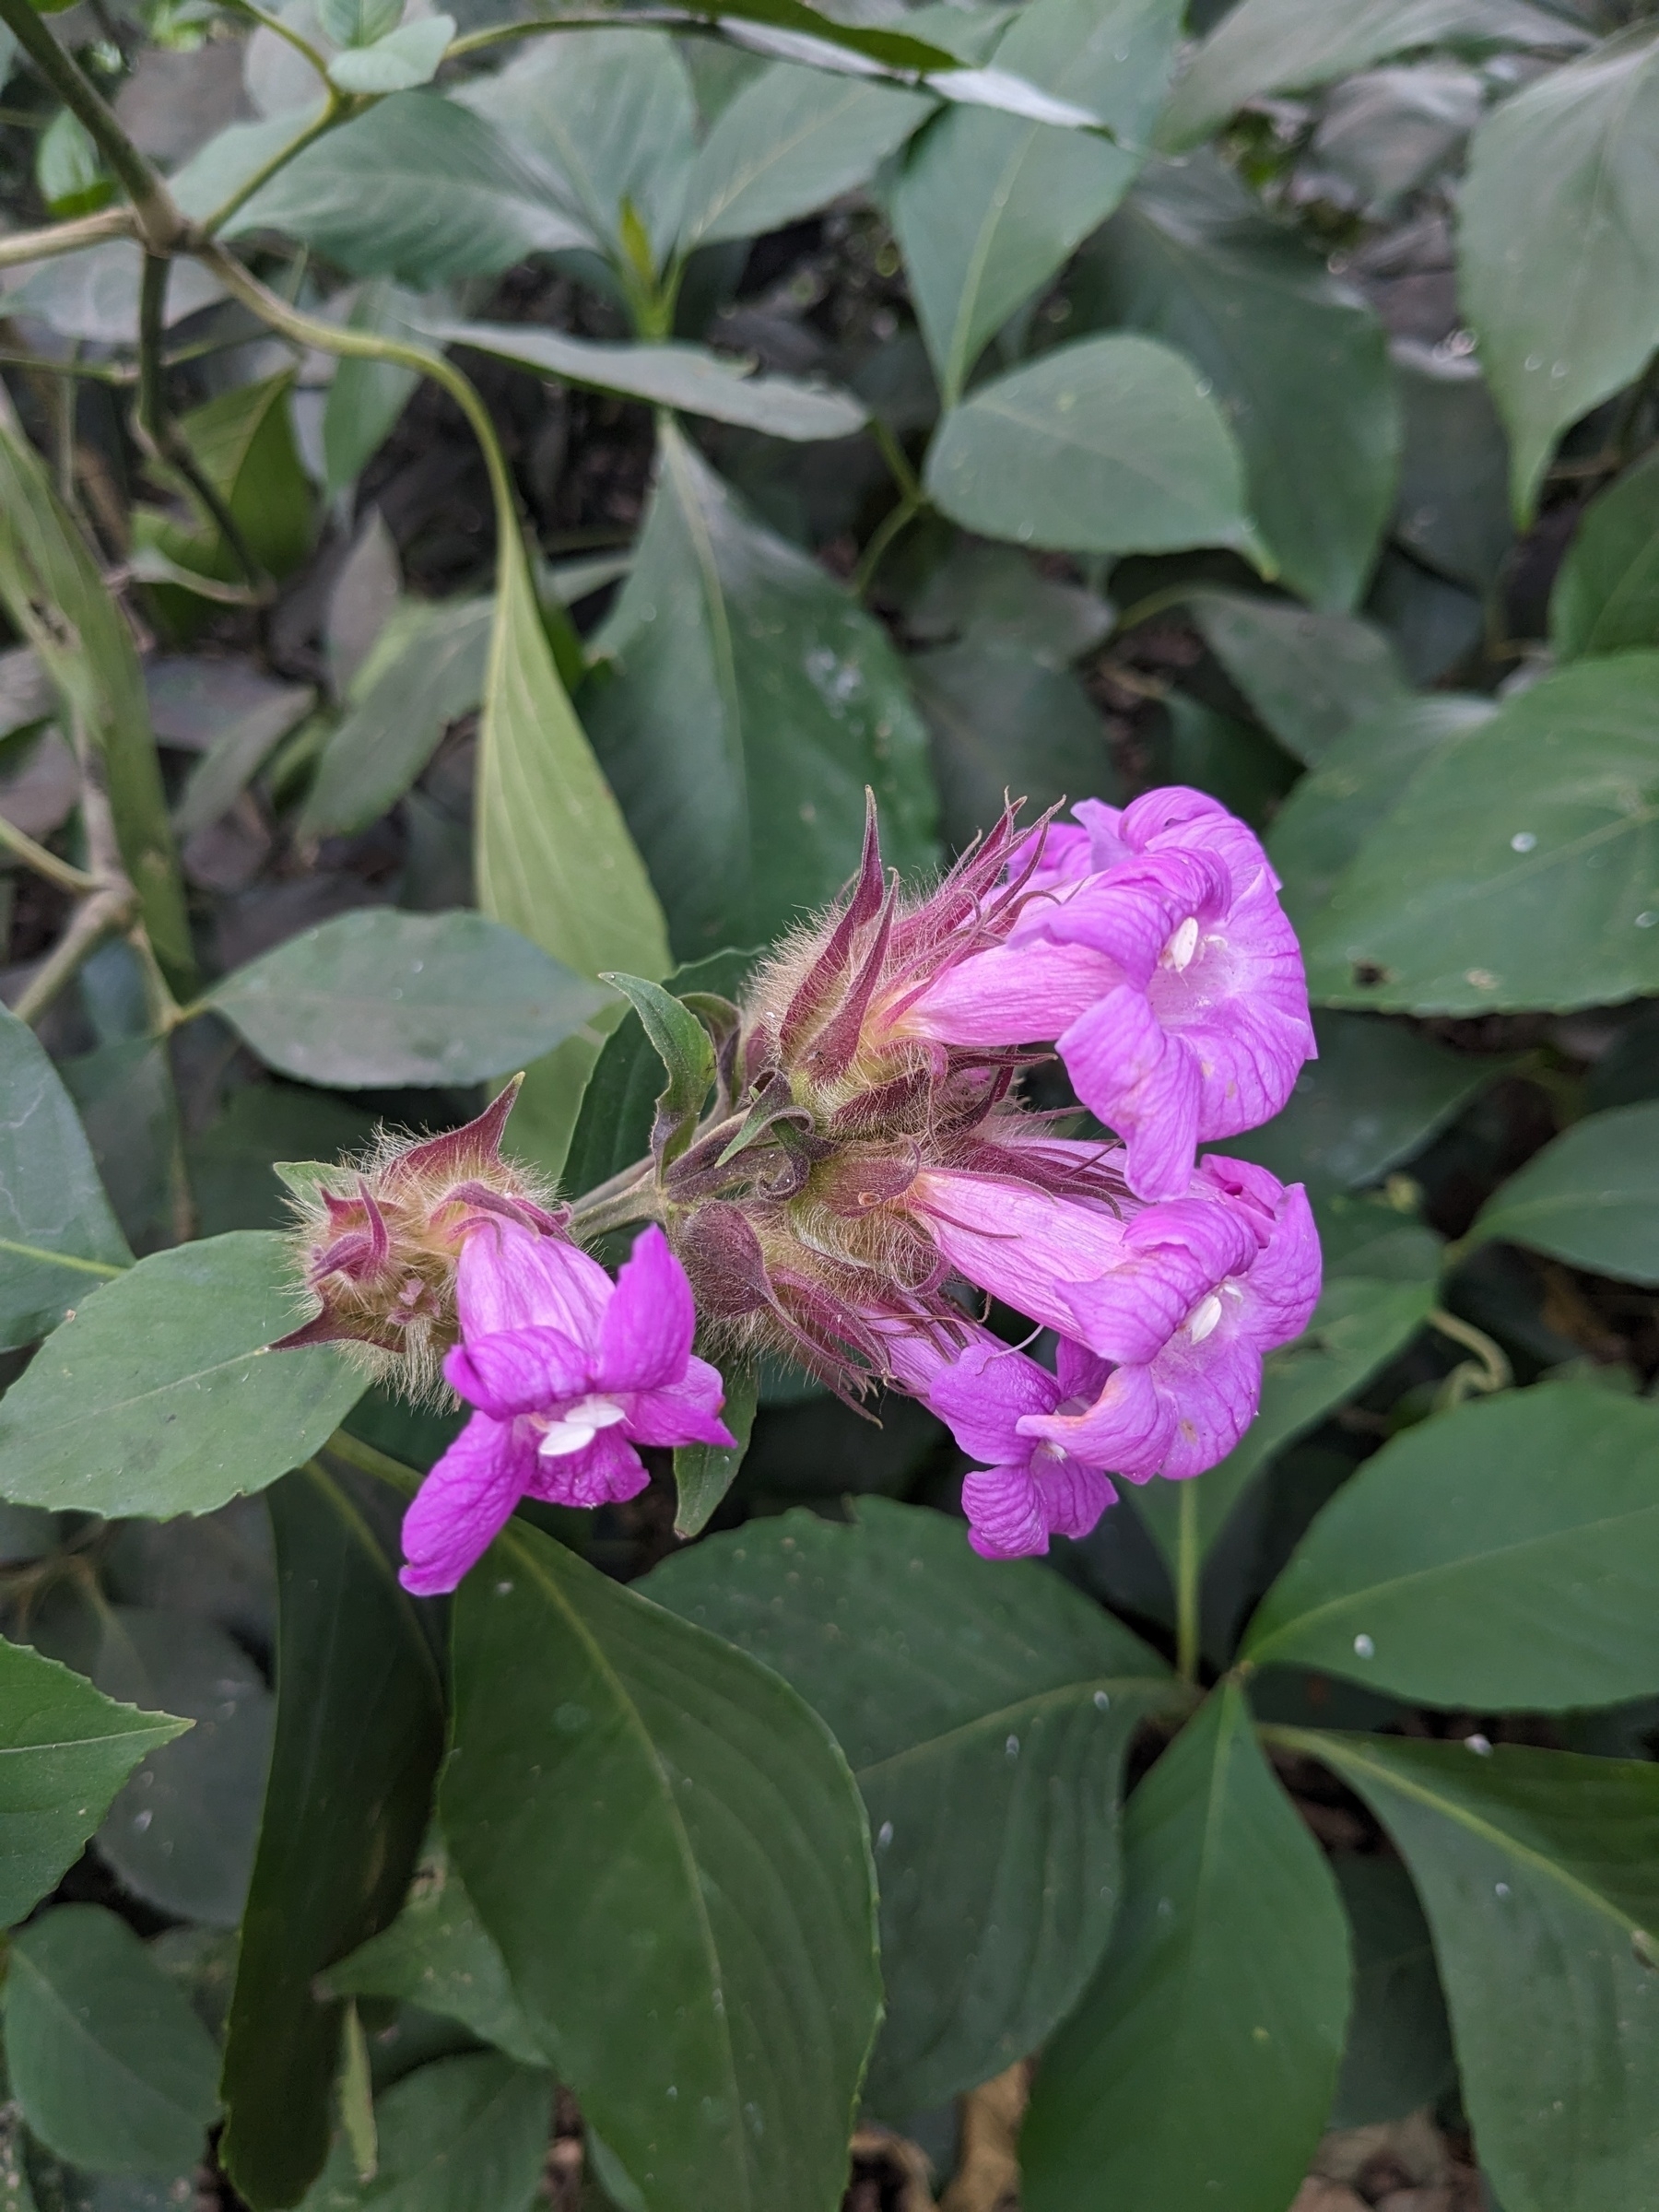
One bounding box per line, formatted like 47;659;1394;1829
1301;652;1659;1013
329;15;453;94
672;1360;757;1539
1267;692;1497;929
0;1231;365;1520
322;284;427;500
221;1465;444;2211
1329;1852;1454;2129
316;0;402;49
1225;1009;1503;1194
323;1854;543;2067
599;972;717;1161
0;1006;130;1352
0;1637;187;1927
1460;25;1659;517
6;1908;219;2173
679;65;928;248
1019;1682;1350;2212
1244;1382;1659;1707
583;426;937;958
1469;1100;1659;1284
300;597;490;839
208;908;609;1090
442;1516;881;2212
1284;1732;1659;2212
891;0;1180;403
1068;154;1399;613
562;949;758;1198
0;421;193;994
428;322;865;441
1552;443;1659;660
187;1087;379;1238
35;109;108;218
1159;0;1586;151
295;2053;551;2212
1392;341;1513;594
924;335;1259;559
1186;589;1409;765
476;525;671;1176
173;677;315;842
148;373;315;592
645;1497;1175;2115
228;94;589;284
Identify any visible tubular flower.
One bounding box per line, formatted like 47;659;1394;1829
400;1221;733;1594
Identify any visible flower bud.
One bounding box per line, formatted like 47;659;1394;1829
276;1076;564;1398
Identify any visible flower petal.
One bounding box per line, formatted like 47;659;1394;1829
896;937;1116;1051
961;1465;1051;1559
625;1364;736;1450
399;1412;535;1595
1149;1333;1265;1480
596;1225;698;1393
924;1333;1062;1465
911;1168;1134;1346
457;1219;611;1343
527;1423;651;1509
1057;985;1202;1204
1062;1191;1258;1366
1021;1361;1176;1481
445;1323;591;1418
1034;1456;1118;1540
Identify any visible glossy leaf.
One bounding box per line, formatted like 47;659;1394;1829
924;335;1258;559
646;1497;1176;2114
1020;1682;1350;2212
1290;1733;1659;2212
1244;1382;1659;1708
6;1906;220;2174
0;420;192;993
0;1006;130;1352
220;1465;444;2211
1159;0;1585;150
1302;652;1659;1013
1187;589;1409;764
679;64;928;248
1460;26;1659;515
1071;155;1400;612
0;1231;365;1520
891;0;1180;402
229;94;588;283
672;1359;758;1539
1552;443;1659;660
208;908;609;1089
600;971;716;1160
0;1636;187;1928
910;641;1118;854
1392;340;1513;594
1330;1852;1455;2129
1470;1100;1659;1284
442;1516;881;2212
294;2053;551;2212
583;426;936;957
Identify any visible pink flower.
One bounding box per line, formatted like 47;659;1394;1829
894;789;1315;1203
399;1222;733;1595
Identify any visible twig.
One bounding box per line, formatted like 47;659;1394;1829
853;491;922;598
0;809;100;897
200;99;345;239
0;204;134;272
12;882;133;1024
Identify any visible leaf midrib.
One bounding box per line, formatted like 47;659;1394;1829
854;1673;1175;1783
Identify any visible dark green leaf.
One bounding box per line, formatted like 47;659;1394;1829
1156;690;1296;830
88;1608;272;1929
172;677;314;841
1301;652;1659;1013
60;1038;185;1261
1552;444;1659;660
1244;1382;1659;1707
1287;1732;1659;2212
645;1497;1175;2114
672;1359;757;1538
6;1906;219;2174
1470;1100;1659;1284
1071;154;1400;612
187;1087;379;1238
1392;340;1512;594
1460;25;1659;516
1187;589;1409;764
679;65;928;248
170;374;315;584
1329;1853;1455;2129
442;1516;880;2212
924;335;1258;559
328;16;454;96
903;540;1114;665
599;971;717;1161
294;2053;550;2212
221;1465;444;2211
228;95;588;284
429;322;865;442
583;426;937;958
0;1636;187;1927
1020;1682;1350;2212
208;908;609;1089
0;1006;130;1352
0;1231;365;1520
322;284;427;500
891;0;1181;402
909;641;1118;854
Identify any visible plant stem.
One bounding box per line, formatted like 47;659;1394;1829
853;491;921;599
568;1169;662;1240
219;0;334;83
199;98;345;239
135;252;265;591
0;203;134;272
323;1429;421;1498
1427;1306;1512;1394
1175;1479;1201;1684
0;0;188;253
871;414;921;502
0;810;100;896
13;881;133;1024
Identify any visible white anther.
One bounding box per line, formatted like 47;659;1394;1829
1162;915;1200;972
1188;1293;1224;1343
536;1394;627;1457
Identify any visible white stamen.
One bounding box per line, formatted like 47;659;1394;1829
1162;915;1200;972
536;1394;627;1458
1188;1293;1224;1343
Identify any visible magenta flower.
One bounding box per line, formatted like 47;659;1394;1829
893;789;1315;1204
399;1221;733;1595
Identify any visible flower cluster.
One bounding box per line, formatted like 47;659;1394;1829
281;786;1319;1589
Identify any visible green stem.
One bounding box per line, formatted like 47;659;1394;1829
871;414;921;503
200;97;346;239
13;882;134;1025
0;1235;125;1279
445;11;685;59
323;1429;421;1498
0;204;133;272
0;0;188;253
0;809;100;896
568;1169;662;1240
1427;1306;1512;1395
853;491;921;599
135;253;266;591
219;0;334;83
1175;1479;1201;1685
